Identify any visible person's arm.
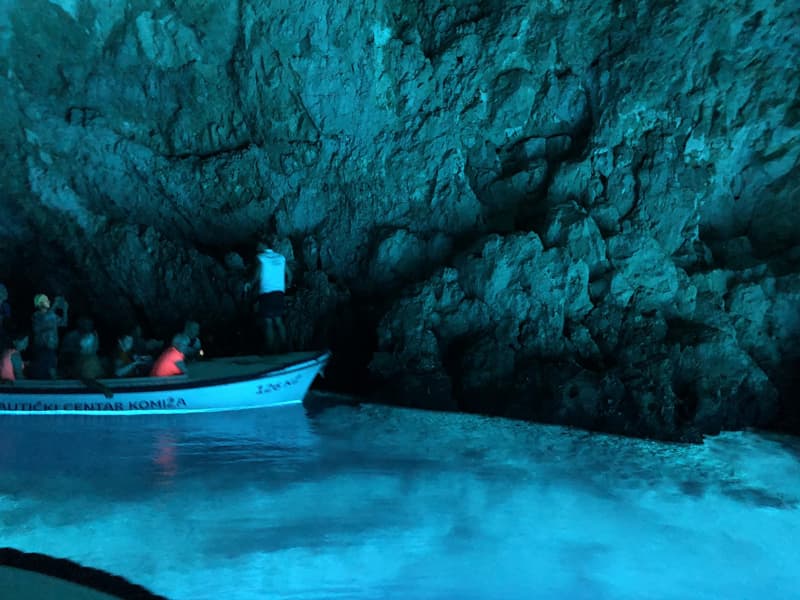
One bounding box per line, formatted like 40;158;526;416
175;360;187;374
187;337;202;357
114;358;140;377
52;297;69;327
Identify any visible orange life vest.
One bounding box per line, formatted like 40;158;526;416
150;346;185;377
1;348;18;381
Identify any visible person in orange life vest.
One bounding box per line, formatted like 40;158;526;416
1;333;29;382
249;241;291;354
150;333;190;377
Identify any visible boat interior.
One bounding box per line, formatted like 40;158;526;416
3;351;328;390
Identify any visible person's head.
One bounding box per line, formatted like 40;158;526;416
118;335;133;353
171;333;190;353
34;293;50;311
183;320;200;338
79;332;98;355
0;283;7;303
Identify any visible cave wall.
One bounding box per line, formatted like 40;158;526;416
1;0;798;438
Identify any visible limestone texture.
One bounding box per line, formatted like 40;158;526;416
1;0;798;440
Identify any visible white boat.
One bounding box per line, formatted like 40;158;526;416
0;350;330;415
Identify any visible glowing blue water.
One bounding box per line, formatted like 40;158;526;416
1;401;799;599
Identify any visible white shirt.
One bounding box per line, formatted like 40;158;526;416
257;250;286;294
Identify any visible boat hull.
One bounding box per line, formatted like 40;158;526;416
0;351;330;415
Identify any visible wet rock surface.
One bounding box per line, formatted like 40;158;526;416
1;0;798;439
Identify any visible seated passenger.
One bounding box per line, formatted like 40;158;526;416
1;333;29;382
114;334;149;377
74;331;105;380
60;316;95;377
150;333;190;377
28;329;59;379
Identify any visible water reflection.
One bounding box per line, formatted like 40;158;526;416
152;432;178;483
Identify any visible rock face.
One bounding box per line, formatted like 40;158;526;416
1;1;798;439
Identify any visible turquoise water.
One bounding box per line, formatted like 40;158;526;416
1;400;799;599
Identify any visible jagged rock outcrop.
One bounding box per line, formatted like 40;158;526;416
0;0;798;439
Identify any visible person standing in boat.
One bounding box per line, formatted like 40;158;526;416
150;333;190;377
31;293;69;353
250;240;291;354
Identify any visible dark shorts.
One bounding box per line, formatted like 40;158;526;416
257;292;285;320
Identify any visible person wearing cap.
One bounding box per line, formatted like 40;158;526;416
31;293;69;353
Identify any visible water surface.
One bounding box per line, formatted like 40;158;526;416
1;400;799;599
